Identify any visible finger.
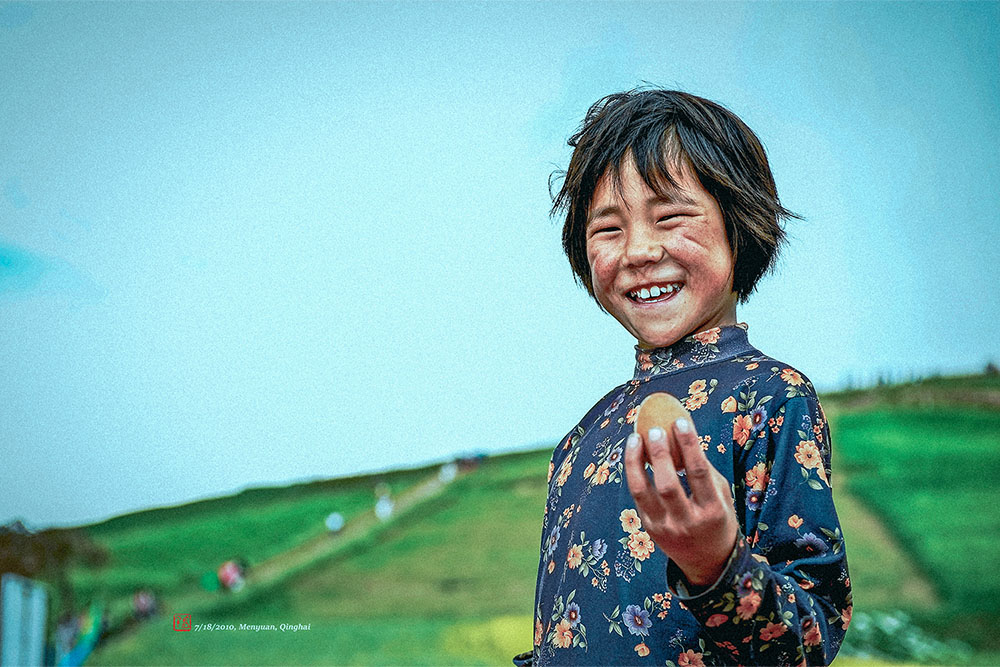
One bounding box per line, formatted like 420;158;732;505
645;426;692;515
672;417;717;506
624;432;665;517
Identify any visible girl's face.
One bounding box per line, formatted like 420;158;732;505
585;156;738;349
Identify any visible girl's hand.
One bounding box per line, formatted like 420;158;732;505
624;418;739;587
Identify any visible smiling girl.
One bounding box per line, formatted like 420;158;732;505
520;90;852;666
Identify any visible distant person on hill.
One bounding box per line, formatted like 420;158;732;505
55;611;78;664
217;559;245;592
132;588;158;621
520;89;851;666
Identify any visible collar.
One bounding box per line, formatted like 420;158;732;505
633;323;754;381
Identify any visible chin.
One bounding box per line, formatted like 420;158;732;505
635;331;684;349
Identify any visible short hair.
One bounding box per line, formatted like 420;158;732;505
551;88;796;304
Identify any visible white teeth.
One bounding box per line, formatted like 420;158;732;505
630;283;682;301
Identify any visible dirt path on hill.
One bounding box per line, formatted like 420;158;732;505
248;470;455;586
833;486;939;607
824;405;940;609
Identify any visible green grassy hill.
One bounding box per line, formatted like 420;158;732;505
54;372;1000;665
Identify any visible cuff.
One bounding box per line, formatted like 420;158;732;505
666;533;750;601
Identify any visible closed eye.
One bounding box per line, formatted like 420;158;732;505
657;208;699;223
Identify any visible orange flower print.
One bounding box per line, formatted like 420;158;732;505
600;417;610;428
745;362;759;370
685;392;708;411
566;544;583;569
583;462;596;479
534;618;543;646
736;591;761;619
733;414;754;446
638;352;653;371
547;461;554;483
593;463;610;485
620;508;642;533
678;649;706;667
721;396;737;413
760;621;787;640
688;379;707;394
625;407;638;424
745;462;769;490
803;618;822;646
693;328;720;345
769;414;785;433
781;368;804;386
842;605;853;630
652;593;664;603
706;613;728;627
555;618;573;648
547;559;555;574
788;514;804;529
628;531;655;560
561;505;575;524
634;643;650;657
794;440;822;469
556;462;573;486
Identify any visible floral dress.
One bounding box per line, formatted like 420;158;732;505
529;324;851;666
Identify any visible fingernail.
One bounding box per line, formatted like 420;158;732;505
675;418;690;434
627;433;640;449
648;427;665;442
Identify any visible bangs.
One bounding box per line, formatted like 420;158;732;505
601;126;692;209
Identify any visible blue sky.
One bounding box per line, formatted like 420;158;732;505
2;1;997;528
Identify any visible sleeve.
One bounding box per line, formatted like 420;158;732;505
665;394;853;666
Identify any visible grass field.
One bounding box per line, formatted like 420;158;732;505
832;405;1000;650
70;372;1000;665
88;451;550;665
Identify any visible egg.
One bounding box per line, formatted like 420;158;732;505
635;392;692;469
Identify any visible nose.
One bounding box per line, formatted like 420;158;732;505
623;224;665;267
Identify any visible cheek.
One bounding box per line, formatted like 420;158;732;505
674;235;734;286
586;249;618;308
587;250;615;290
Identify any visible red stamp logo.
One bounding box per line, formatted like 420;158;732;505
173;613;192;631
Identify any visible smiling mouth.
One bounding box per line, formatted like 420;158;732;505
626;282;684;304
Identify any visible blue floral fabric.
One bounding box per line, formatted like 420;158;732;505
530;324;851;666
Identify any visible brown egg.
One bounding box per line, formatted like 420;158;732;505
634;392;691;469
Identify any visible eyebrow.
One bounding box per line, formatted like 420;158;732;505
589;192;698;223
